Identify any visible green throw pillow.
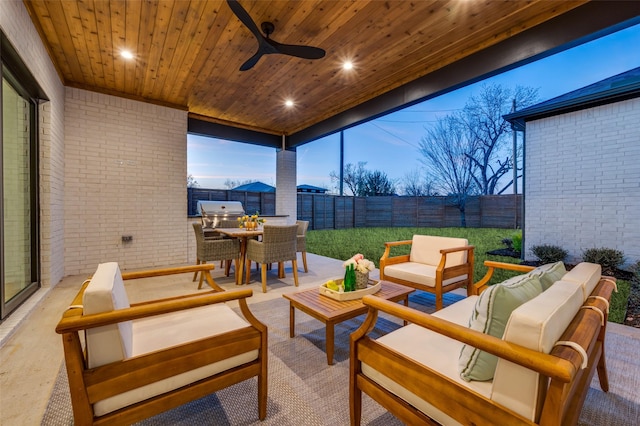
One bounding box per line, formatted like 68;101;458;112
527;261;566;290
458;275;543;382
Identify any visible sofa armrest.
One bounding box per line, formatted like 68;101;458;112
121;264;223;291
471;261;535;295
120;264;216;280
436;245;474;296
56;288;254;334
380;240;412;276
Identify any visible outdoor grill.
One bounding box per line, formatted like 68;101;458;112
197;200;245;230
198;200;244;238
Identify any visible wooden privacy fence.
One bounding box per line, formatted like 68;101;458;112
188;188;522;230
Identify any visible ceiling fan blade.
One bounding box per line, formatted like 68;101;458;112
268;39;326;60
239;51;264;71
226;0;264;41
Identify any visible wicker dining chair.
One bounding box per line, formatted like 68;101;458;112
296;220;309;273
245;224;299;293
192;223;241;287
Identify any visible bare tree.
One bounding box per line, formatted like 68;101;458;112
401;168;438;196
223;178;255;189
418;116;478;226
462;84;538;194
330;162;396;196
330;162;368;196
187;174;199;188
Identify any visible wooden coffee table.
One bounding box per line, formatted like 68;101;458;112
282;281;414;365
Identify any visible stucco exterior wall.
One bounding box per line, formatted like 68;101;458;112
64;88;189;274
524;97;640;265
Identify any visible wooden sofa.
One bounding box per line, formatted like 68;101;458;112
56;262;268;425
379;235;475;310
351;261;615;425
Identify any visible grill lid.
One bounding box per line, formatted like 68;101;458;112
198;200;245;216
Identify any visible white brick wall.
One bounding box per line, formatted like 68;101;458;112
64;88;189;274
276;149;297;223
1;1;66;287
525;98;640;265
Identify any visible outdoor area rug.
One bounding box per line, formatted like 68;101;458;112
42;292;640;425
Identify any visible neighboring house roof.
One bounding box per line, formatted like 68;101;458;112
504;66;640;129
297;184;328;193
231;182;275;192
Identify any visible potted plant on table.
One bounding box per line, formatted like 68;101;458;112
343;254;375;290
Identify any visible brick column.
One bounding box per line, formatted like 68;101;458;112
276;149;297;224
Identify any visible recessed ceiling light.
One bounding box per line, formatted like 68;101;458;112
284;99;294;108
343;61;354;70
120;50;134;60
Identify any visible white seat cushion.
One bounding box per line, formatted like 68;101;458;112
94;303;258;416
362;298;488;426
383;262;467;288
83;262;133;368
432;295;478;325
491;280;584;420
561;262;602;301
410;235;469;267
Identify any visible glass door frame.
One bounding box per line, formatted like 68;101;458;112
0;35;41;321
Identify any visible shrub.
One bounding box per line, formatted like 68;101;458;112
501;238;513;249
582;248;625;272
531;244;568;264
511;233;522;253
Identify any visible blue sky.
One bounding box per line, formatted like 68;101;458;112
188;22;640;192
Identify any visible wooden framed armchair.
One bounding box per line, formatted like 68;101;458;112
379;235;474;310
56;262;267;425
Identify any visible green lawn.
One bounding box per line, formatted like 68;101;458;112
306;227;629;323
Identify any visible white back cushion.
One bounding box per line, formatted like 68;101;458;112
491;280;583;420
83;262;133;368
410;235;468;267
561;262;602;301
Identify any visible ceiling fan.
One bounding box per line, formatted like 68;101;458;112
227;0;326;71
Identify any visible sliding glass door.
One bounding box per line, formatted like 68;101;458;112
1;68;39;320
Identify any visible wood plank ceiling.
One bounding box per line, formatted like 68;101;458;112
23;0;610;138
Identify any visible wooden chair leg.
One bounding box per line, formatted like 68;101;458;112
278;262;285;278
193;258;201;282
245;259;252;284
292;260;299;287
224;259;231;277
597;336;610;391
198;261;207;289
261;264;268;293
302;251;308;273
232;258;239;284
435;292;443;311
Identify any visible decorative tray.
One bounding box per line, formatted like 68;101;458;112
319;278;381;301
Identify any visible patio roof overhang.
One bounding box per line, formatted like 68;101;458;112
24;1;640;149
